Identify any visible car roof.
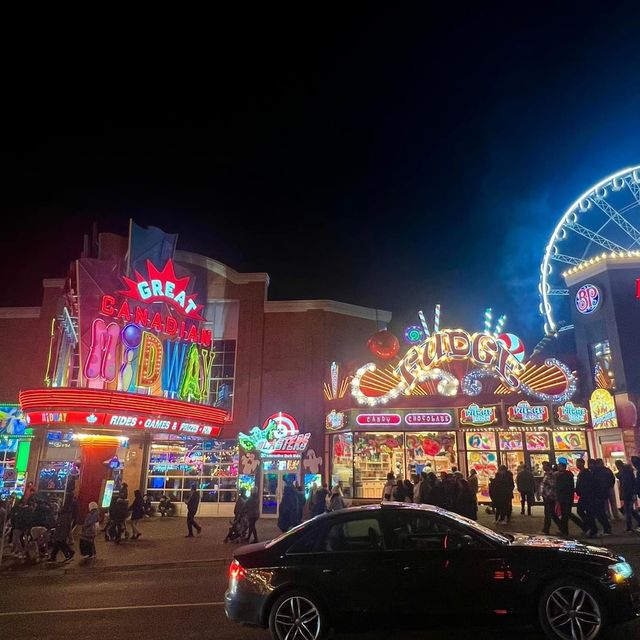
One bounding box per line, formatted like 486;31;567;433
314;502;447;520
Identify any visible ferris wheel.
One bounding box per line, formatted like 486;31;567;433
540;165;640;335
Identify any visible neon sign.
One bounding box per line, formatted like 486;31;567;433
575;284;600;314
506;401;549;425
351;329;526;405
119;260;205;320
26;411;221;437
355;413;402;425
589;388;618;430
19;388;227;438
239;412;311;457
460;404;498;426
325;410;345;431
556;402;588;426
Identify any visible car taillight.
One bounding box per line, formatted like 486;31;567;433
229;559;245;582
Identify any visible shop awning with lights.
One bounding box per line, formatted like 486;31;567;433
19;388;229;438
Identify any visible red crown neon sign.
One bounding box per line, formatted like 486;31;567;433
119;260;205;321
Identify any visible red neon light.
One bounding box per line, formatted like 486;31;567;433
19;388;228;425
119;260;205;321
25;410;222;438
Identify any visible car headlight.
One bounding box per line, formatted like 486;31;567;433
609;562;634;584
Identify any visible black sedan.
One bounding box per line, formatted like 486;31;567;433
225;503;640;640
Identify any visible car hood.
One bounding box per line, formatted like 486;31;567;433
508;533;618;561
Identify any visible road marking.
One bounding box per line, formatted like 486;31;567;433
0;602;225;616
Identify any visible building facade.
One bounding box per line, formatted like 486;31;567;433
0;224;388;517
564;253;640;466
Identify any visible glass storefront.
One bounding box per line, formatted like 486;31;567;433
463;428;587;501
145;436;238;505
330;426;589;503
334;431;458;500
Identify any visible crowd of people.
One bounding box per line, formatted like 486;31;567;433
381;467;479;520
0;481;159;564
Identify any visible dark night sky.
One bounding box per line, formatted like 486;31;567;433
2;5;639;346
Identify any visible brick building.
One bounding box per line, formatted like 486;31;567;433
0;225;389;517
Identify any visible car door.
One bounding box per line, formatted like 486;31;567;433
380;510;509;616
305;513;391;616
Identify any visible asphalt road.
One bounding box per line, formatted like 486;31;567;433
2;550;640;640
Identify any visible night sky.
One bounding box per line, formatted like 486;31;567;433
3;6;639;347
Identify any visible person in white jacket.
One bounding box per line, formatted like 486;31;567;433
381;472;396;502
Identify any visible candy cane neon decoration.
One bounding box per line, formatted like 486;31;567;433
433;304;441;333
484;308;493;335
418;310;430;337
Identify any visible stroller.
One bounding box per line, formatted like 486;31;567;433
224;512;248;543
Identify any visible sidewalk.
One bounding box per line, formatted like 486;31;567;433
0;515;281;576
2;505;639;577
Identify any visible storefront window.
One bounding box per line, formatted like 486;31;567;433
465;431;498;501
552;431;587;452
331;434;353;498
353;432;404;499
208;339;236;412
0;447;17;499
466;451;498;500
405;432;457;476
37;461;80;497
146;437;238;504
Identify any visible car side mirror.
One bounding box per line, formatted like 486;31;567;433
447;533;474;551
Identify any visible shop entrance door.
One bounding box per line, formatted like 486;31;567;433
261;471;298;518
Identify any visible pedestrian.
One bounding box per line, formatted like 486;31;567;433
10;499;32;557
23;482;35;503
492;466;514;524
294;482;305;524
185;486;202;537
142;494;154;517
428;473;444;507
555;461;584;536
79;502;99;558
393;477;406;502
468;469;479;497
413;473;423;503
277;482;299;533
111;494;129;542
382;472;396;502
328;486;346;511
455;477;477;520
128;489;144;540
158;494;173;517
243;488;260;543
575;458;597;538
541;461;562;535
65;492;79;541
591;459;613;535
442;472;460;511
516;465;536;516
311;483;329;516
451;466;463;479
302;484;315;521
602;462;620;521
615;459;640;532
403;478;414;502
119;482;129;500
419;471;432;504
48;504;75;563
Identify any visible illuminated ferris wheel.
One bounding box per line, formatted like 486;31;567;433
540;165;640;335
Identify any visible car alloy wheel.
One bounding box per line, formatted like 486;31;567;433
272;595;322;640
544;585;602;640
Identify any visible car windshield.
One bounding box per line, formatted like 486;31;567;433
441;511;510;545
